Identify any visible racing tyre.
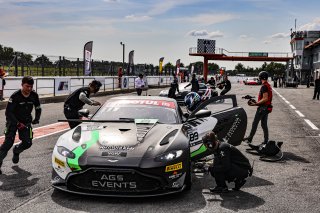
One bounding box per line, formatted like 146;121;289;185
184;160;192;190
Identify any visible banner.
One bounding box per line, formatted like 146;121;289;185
159;57;164;74
121;76;129;89
176;59;180;75
127;50;134;75
55;78;71;95
83;41;93;76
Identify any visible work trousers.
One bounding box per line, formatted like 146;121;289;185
210;164;249;187
0;122;33;161
248;106;269;144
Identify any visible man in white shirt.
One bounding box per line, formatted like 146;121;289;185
135;74;145;96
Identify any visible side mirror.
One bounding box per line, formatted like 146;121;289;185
78;109;90;118
194;109;211;119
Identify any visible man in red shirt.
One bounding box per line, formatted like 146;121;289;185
243;71;273;145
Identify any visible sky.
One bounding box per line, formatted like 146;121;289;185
1;0;320;69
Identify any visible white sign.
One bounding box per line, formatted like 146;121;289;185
55;78;71;95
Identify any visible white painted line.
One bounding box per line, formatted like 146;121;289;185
33;128;69;140
289;105;296;109
304;119;319;130
285;100;290;104
295;110;305;117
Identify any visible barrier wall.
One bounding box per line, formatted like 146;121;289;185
1;76;172;98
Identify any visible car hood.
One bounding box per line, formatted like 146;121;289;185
56;122;185;168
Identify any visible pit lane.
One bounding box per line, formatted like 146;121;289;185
0;85;320;213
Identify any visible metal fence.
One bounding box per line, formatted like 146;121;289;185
1;76;173;98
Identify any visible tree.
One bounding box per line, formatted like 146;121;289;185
234;63;245;73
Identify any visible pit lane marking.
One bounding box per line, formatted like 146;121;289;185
273;88;319;131
289;105;296;109
0;122;70;145
304;119;319;130
295;110;305;117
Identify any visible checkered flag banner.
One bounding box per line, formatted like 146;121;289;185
197;39;215;54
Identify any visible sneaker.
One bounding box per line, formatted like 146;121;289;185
209;186;229;193
233;179;246;191
12;153;19;164
242;137;252;144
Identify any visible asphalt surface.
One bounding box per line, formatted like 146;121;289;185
0;84;320;213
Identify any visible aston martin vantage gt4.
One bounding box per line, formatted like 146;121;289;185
52;95;247;197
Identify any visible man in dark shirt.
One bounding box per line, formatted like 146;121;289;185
207;77;216;87
217;75;231;96
168;76;180;98
313;76;320;100
184;74;199;92
243;71;273;144
202;132;252;193
0;76;41;174
64;80;102;129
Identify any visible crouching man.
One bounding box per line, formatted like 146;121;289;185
202;132;252;193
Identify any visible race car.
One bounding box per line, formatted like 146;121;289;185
51;95;247;197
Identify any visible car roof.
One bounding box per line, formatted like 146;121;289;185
109;96;176;102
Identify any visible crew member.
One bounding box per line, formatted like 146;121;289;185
0;64;7;101
243;71;273;144
168;76;179;98
217;75;231;96
184;74;199;92
135;74;145;96
0;76;41;174
207;77;216;87
202;132;252;193
64;80;102;129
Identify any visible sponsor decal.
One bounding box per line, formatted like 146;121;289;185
91;174;137;189
222;117;241;142
54;157;65;168
99;145;134;151
165;162;183;172
109;100;176;109
172;181;181;188
168;171;183;179
102;151;127;157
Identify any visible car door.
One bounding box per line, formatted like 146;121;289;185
184;95;247;161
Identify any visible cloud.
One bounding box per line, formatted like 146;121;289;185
187;30;224;38
263;40;271;44
179;13;236;26
240;35;248;39
270;33;290;39
147;0;199;16
299;18;320;31
103;0;119;2
124;14;151;22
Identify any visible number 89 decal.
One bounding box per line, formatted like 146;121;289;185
189;132;199;142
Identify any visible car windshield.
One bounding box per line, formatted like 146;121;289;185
92;99;179;124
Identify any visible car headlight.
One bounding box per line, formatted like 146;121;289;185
57;146;76;159
155;150;183;162
72;126;81;142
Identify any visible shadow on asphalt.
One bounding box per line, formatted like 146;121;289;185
0;166;39;197
205;190;265;211
282;152;310;163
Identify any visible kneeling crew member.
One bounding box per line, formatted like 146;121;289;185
202;132;252;193
0;76;41;174
64;80;102;129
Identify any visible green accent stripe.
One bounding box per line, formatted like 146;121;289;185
67;131;99;171
191;144;207;158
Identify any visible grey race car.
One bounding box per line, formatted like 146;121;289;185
51;95;247;197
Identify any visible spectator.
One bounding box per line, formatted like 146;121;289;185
135;74;145;96
217;75;231;96
313;76;320;100
0;64;7;101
